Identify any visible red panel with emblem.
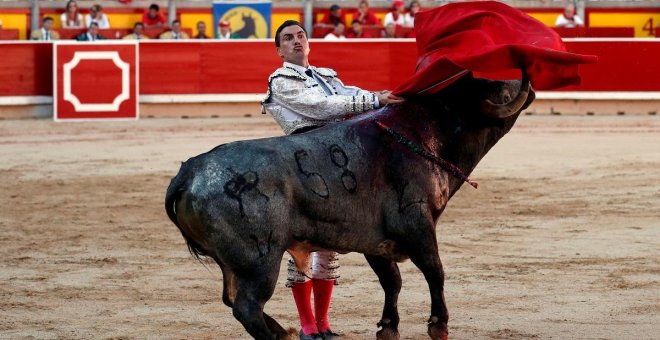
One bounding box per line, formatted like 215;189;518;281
54;42;138;120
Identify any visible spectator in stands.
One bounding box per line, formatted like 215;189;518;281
160;20;189;39
323;4;344;26
123;22;149;40
194;21;211;39
353;0;379;26
61;0;84;28
31;16;59;41
143;3;167;28
382;22;397;38
347;20;372;38
403;0;420;27
76;22;105;41
324;22;346;40
384;0;406;27
86;4;110;29
217;20;239;39
555;3;584;28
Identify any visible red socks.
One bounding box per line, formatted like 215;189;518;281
312;279;335;333
291;280;318;335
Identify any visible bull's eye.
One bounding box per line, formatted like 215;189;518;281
503;91;511;103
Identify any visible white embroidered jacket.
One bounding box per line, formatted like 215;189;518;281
262;62;378;135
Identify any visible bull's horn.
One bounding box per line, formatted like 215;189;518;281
481;70;530;119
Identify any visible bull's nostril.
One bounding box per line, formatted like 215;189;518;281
504;94;511;103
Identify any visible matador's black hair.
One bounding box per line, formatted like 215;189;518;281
274;20;307;48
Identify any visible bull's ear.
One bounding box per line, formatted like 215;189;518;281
480;70;532;119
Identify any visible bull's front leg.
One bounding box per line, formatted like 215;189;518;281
365;255;402;340
406;228;449;340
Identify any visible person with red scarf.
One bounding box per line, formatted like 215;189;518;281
142;3;167;28
352;0;379;26
383;0;406;27
322;4;344;26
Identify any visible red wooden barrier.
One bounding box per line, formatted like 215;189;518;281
139;40;417;94
0;29;19;40
0;42;53;96
562;40;660;91
1;40;659;97
553;27;635;38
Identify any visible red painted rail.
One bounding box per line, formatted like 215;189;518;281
0;39;658;97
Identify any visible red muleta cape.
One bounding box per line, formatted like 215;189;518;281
393;1;598;96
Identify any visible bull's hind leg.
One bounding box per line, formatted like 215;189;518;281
216;258;237;308
407;236;448;340
231;258;288;340
365;255;402;340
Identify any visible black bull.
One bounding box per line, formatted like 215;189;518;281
165;72;533;339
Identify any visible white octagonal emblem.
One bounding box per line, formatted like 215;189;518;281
63;51;130;112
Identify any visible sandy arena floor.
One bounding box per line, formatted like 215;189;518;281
0;115;658;339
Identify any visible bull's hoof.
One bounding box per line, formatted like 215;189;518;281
376;319;400;340
427;316;448;340
376;327;400;340
280;327;299;340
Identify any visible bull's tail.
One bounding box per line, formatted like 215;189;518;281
165;161;208;260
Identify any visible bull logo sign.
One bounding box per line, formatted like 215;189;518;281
53;41;138;121
213;0;271;39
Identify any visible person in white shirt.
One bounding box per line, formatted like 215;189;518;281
383;0;406;27
403;0;421;28
61;0;84;28
262;20;403;340
555;3;584;28
85;4;110;29
324;22;346;40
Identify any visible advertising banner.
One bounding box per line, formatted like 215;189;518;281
213;0;272;39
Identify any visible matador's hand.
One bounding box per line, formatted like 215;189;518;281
377;90;405;106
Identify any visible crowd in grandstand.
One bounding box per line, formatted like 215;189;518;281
2;0;597;42
317;0;421;39
28;1;243;41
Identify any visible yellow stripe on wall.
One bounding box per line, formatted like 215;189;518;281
527;13;561;27
107;14;145;29
0;14;27;40
272;12;302;38
589;13;660;37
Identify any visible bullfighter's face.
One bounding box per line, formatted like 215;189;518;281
277;25;310;68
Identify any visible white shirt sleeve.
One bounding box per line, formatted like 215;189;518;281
383;13;394;27
270;77;376;120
